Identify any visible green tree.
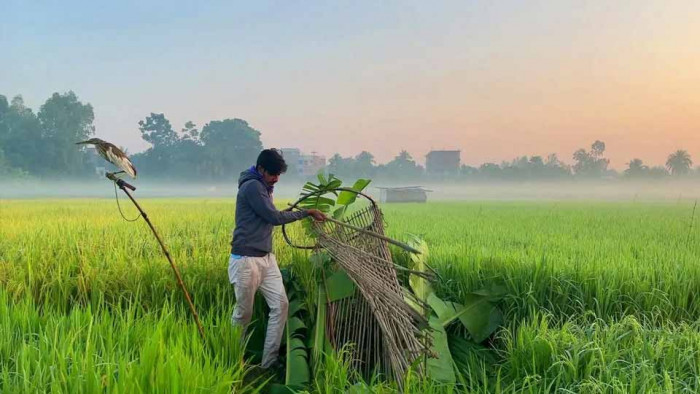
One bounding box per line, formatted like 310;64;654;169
648;166;668;178
591;140;606;157
199;118;263;178
381;150;423;180
0;95;43;174
624;158;649;178
544;153;571;178
133;113;179;176
479;162;501;178
353;151;376;178
666;150;693;176
138;113;178;149
38;91;95;176
572;140;609;177
181;121;200;143
327;153;355;178
172;121;203;177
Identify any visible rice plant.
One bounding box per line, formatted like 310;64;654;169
2;199;700;392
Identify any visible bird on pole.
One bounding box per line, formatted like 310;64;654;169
76;138;137;178
75;137;206;339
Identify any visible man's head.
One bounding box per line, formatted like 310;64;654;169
256;148;287;186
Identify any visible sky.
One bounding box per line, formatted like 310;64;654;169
2;0;699;169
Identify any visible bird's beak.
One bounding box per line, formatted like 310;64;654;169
76;140;90;145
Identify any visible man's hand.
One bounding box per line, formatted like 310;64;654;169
306;209;327;222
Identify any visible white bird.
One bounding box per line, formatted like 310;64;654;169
76;138;137;178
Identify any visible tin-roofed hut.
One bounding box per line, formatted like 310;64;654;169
377;186;431;203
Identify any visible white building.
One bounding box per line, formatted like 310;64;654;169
299;152;326;177
281;148;326;177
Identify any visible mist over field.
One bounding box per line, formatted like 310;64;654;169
3;178;700;202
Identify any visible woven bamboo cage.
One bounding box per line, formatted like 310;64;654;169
284;189;430;385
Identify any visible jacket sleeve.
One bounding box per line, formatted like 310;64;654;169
244;182;309;225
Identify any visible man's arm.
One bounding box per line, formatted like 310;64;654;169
244;182;324;225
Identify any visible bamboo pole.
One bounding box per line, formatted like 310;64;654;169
287;204;421;254
107;173;206;340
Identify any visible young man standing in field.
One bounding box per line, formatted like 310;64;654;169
229;148;326;370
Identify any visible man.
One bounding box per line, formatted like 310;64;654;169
229;148;326;370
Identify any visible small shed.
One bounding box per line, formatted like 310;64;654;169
377;186;432;203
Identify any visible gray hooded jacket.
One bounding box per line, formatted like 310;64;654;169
231;169;308;257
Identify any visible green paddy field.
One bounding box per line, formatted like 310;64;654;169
2;199;700;393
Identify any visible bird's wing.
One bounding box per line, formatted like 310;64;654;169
105;145;137;178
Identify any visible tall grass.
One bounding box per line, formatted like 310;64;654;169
2;199;700;392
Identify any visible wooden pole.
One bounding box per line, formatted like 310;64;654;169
108;174;206;340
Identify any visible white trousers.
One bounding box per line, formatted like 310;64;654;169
228;253;289;368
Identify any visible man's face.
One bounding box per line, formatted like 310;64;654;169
260;168;280;186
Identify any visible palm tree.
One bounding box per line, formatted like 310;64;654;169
666;150;693;176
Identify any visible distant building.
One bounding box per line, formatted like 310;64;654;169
426;150;461;175
300;152;326;177
377;186;431;203
281;148;326;177
281;148;301;175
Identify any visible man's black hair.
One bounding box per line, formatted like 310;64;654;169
256;148;288;175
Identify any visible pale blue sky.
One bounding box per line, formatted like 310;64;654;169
3;1;699;167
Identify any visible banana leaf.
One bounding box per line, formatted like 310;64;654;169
427;292;502;344
456;293;503;343
336;179;371;205
325;270;356;302
408;242;432;308
285;316;310;388
426;318;457;383
311;284;327;369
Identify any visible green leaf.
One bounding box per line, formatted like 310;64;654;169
315;197;336;207
302;182;319;192
287;317;306;335
284;282;310;389
336;179;371;205
287;300;304;317
333;205;347;220
327;178;342;190
336;190;356;205
309;252;331;268
286;335;310;387
311;284;327;369
299;200;333;213
427;292;503;343
471;285;507;301
456;294;504;343
426;292;450;320
427;318;457;383
325;270;356;302
317;173;327;185
408;237;433;304
448;334;497;366
286;352;309;385
353;178;371;191
299;196;335;209
404;288;423;314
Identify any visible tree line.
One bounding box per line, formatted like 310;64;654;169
0;91;696;182
309;140;696;182
0;92;263;180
